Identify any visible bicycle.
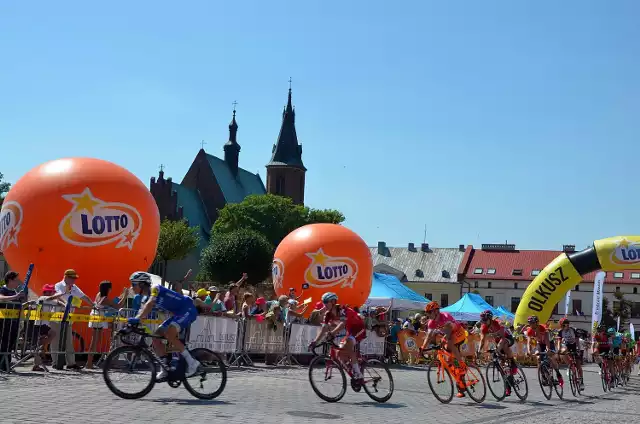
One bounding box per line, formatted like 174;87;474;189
535;351;563;400
308;335;394;403
484;348;528;401
560;351;583;397
422;344;486;404
598;352;614;392
102;323;227;400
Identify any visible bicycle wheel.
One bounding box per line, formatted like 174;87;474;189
537;365;553;400
463;364;486;403
102;346;156;399
183;348;227;400
309;355;347;402
511;365;529;401
568;365;578;397
361;358;393;403
485;362;506;401
600;365;609;392
552;370;564;400
427;361;454;404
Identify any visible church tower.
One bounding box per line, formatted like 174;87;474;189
266;83;306;204
223;105;241;176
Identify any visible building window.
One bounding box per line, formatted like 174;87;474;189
487;268;496;275
552;304;559;314
424;293;432;301
485;296;494;306
440;294;449;308
631;273;640;279
572;299;582;315
616;286;621;292
512;269;523;276
473;268;483;274
487;282;492;289
575;285;579;291
510;297;520;313
634;287;638;294
614;272;623;279
474;281;478;288
275;175;285;195
531;269;541;276
513;283;518;289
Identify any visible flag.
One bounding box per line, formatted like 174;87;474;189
616;315;620;332
630;323;635;341
591;271;605;335
564;290;571;316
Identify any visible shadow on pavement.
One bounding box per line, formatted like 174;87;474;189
148;398;233;407
350;401;407;408
287;411;343;419
460;402;507;410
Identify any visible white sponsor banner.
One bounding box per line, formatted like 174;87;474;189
244;319;286;354
591;271;605;334
287;324;385;355
187;316;238;353
564;290;571;316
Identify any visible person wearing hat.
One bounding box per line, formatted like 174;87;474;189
46;269;95;370
249;297;267;316
0;271;27;302
0;271;27;371
223;273;248;313
30;284;66;371
308;301;326;326
204;286;226;313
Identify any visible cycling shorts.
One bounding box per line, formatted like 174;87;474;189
597;347;610;356
538;343;556;353
565;343;578;354
613;347;620;356
446;327;467;347
158;304;197;332
502;334;515;347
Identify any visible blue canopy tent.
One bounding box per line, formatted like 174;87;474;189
494;306;515;321
441;293;500;322
364;273;430;311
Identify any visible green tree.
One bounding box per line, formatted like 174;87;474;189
0;172;10;207
200;228;273;286
212;194;345;248
601;291;632;330
156;219;200;284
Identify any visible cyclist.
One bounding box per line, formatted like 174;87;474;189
478;310;517;396
558;318;584;390
522;316;563;387
610;328;623;381
593;325;612;376
309;292;366;382
127;271;200;380
420;301;468;398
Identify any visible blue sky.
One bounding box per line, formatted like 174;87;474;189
1;1;639;251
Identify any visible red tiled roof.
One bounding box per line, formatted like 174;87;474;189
462;246;640;284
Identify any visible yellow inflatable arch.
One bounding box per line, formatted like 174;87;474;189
515;236;640;327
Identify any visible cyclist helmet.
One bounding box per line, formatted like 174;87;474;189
424;301;440;313
321;292;338;304
527;315;539;324
130;271;152;286
559;317;569;325
479;309;493;321
607;327;616;335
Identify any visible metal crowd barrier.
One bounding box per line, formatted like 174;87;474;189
0;304;387;373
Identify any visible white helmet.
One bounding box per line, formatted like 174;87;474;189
129;271;152;285
321;292;338;304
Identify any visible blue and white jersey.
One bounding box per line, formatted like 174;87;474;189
148;284;193;314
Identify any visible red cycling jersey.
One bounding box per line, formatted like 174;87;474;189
525;324;548;344
427;311;467;345
481;320;506;341
324;306;366;342
594;333;610;349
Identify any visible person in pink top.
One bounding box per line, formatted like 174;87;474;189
420;301;468;368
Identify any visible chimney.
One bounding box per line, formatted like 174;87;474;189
377;241;386;254
408;242;415;251
459;244;465;251
421;243;429;252
563;244;576;253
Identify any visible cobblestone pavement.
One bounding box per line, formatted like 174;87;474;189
1;363;638;423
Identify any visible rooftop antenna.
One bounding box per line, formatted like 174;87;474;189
423;224;427;244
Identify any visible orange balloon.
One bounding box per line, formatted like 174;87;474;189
0;158;160;298
273;223;373;316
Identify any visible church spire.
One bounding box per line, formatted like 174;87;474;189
224;101;241;176
267;80;306;170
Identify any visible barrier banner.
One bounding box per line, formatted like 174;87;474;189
361;331;385;355
288;324;322;354
244;320;285;354
397;329;426;358
187;316;238;353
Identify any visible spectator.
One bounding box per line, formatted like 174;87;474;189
411;313;423;331
170;269;192;293
264;295;289;329
308;301;326;325
402;317;411;330
195;288;209;302
85;281;127;369
285;299;308;324
0;271;27;371
47;269;95;370
386;318;402;358
249;297;267;316
31;284;65;371
288;287;304;301
239;292;256;318
204;286;226;314
224;273;248;313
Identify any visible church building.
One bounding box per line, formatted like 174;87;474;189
149;87;307;281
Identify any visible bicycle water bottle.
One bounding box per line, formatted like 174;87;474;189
170;353;179;371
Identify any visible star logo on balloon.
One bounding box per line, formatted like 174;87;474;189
303;248;359;289
0;201;24;251
58;187;143;250
611;237;640;267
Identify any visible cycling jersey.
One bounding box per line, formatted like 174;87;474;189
611;333;623;348
481;320;506;340
525;324;548;344
560;328;577;345
594;333;610;350
324;306;366;342
149;284;197;331
428;311;466;345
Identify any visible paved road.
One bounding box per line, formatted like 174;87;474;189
1;363;638;423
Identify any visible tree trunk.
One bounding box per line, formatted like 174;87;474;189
162;259;168;288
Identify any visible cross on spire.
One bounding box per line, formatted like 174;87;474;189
159;164;165;172
288;77;292;90
200;140;207;150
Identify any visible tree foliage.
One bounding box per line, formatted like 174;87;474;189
212;194;345;248
601;291;632;329
156;219;200;282
200;228;273;286
0;172;10;206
